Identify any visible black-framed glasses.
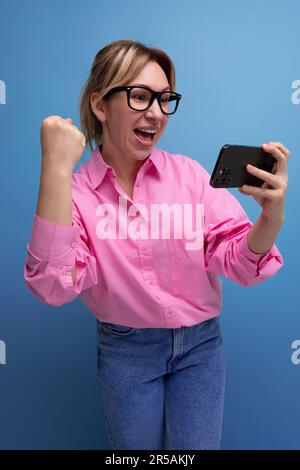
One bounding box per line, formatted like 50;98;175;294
103;86;182;115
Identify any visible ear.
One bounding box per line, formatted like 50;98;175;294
90;92;107;123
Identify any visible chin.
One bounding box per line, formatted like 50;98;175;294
133;145;154;156
134;153;151;161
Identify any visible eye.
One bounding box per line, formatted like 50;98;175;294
133;94;147;101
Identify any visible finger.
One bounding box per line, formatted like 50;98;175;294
262;141;291;159
240;184;278;200
270;161;277;175
239;178;269;193
266;141;290;159
246;164;281;189
262;143;287;175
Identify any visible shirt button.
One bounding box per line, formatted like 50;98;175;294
71;242;76;248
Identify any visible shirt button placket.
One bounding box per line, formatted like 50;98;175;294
135;177;157;288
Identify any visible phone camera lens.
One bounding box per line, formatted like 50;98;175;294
223;168;230;175
223;176;231;185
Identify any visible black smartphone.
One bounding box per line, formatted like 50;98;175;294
209;144;276;188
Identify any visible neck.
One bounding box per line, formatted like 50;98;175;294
100;144;149;185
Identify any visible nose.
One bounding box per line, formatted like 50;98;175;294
145;97;164;120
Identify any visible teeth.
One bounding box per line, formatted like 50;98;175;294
137;128;157;134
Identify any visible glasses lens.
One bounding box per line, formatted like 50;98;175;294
129;87;178;114
160;92;178;114
129;87;152;111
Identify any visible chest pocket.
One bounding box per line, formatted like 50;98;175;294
167;203;205;299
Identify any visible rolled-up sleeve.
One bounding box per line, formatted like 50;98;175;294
201;167;283;287
24;200;98;306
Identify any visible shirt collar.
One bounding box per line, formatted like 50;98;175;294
86;145;164;190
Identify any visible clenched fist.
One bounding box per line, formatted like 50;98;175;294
40;115;86;173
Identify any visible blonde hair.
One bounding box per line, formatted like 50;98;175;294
79;39;176;152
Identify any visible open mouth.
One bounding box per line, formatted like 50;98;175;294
134;128;156;144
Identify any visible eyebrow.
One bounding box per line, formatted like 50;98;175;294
132;84;171;91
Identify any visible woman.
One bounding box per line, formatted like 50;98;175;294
24;39;288;450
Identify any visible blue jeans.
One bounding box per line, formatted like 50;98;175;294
96;316;225;450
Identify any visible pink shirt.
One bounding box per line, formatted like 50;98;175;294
24;146;283;328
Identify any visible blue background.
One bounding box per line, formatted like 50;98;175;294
0;0;299;449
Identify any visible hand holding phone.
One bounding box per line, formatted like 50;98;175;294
210;144;276;188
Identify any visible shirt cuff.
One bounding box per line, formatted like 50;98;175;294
238;235;273;262
27;213;81;264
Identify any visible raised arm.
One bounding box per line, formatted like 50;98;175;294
24;116;98;306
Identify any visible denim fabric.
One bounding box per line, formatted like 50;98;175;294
96;316;225;450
